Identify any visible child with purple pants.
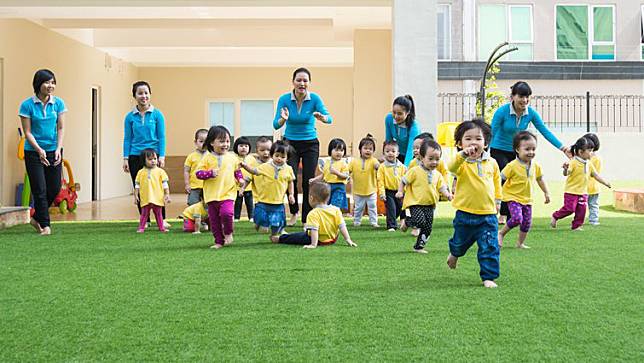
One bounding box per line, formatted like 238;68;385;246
498;131;550;249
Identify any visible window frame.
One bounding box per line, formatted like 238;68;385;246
640;5;644;60
477;4;534;61
205;98;236;136
554;3;616;62
437;3;452;62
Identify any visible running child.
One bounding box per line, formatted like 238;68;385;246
233;136;254;222
135;148;171;233
584;133;603;226
349;134;380;227
377;140;406;231
183;128;208;205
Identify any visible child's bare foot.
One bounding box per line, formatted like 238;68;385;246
160;228;169;233
400;220;407;232
287;213;298;226
498;215;506;225
572;227;583;232
192;231;201;235
550;217;557;228
483;280;498;288
516;243;530;249
163;221;171;229
413;249;428;254
29;218;43;233
498;232;504;247
224;234;234;246
137;228;145;233
446;254;458;269
270;235;280;243
210;243;223;249
260;227;270;233
40;226;52;236
411;228;420;237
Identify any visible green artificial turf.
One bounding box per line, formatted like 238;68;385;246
1;182;642;361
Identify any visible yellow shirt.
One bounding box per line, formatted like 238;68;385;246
448;152;502;215
182;202;207;221
135;167;169;207
565;157;596;195
196;151;240;203
587;155;603;195
377;159;406;196
501;159;543;205
252;161;295;204
184;150;207;189
409;157;449;182
349;156;378;196
402;166;446;209
319;157;350;184
305;205;345;243
237;154;255;191
244;154;268;199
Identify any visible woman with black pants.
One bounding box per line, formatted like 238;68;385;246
19;69;66;236
273;68;332;224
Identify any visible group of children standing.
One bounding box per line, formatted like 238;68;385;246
131;119;609;288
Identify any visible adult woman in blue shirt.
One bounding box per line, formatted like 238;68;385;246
122;81;168;223
490;81;570;223
384;95;421;166
19;69;67;235
273;67;332;224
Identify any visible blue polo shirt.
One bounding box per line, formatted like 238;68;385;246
384;113;421;166
490;103;563;152
272;91;332;140
123;105;166;157
19;96;67;152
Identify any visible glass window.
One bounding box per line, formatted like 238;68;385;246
209;101;234;136
556;5;588;60
591;6;614;60
437;4;451;60
640;6;643;60
508;6;533;60
240;100;274;137
478;5;506;60
478;5;533;61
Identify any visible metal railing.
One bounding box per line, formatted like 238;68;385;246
438;93;644;132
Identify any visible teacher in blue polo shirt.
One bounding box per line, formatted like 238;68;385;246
490;81;570;224
273;67;332;224
122;80;168;224
384;95;421;166
19;69;66;236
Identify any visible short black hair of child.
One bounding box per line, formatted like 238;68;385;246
194;128;208;140
583;133;600;151
204;125;231;152
32;69;56;95
382;139;398;152
453;118;491;150
233;136;252;155
358;134;376;151
420;139;442;158
512;131;537;152
309;181;331;203
328;138;347;156
271;140;290;156
414;132;435;141
570;136;595;156
132;80;151;97
139;148;157;165
256;136;272;146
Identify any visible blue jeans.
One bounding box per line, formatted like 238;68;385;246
587;194;599;224
449;210;500;281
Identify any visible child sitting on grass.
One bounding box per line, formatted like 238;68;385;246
272;181;356;249
446;118;502;288
181;200;209;234
498;131;550;249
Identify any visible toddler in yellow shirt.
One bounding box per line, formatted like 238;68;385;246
233;136;254;222
349;134;380;227
551;136;610;231
583;133;603;225
396;139;452;253
182;200;208;234
446;119;502;288
309;138;350;210
378;140;406;231
135;149;171;233
183;128;208;205
498;131;551;249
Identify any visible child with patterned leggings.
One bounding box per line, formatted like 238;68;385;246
497;131;551;249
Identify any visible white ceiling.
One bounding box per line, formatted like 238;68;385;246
0;1;393;67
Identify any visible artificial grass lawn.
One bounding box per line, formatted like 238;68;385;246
1;183;642;361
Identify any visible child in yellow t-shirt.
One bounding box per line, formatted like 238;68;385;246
195;126;244;249
272;181;357;249
446;119;502;288
240;140;296;240
233;136;254;222
349;134;380;227
583;133;603;225
135;149;171;233
377;140;406;231
551;136;611;231
183;128;208;205
396;139;452;253
182;200;208;234
498;131;551;249
310;138;350;210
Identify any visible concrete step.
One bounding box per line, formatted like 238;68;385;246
0;207;30;230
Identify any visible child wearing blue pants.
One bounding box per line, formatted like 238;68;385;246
446;119;503;288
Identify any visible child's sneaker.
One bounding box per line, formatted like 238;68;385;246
572;226;584;232
210;244;223;249
483;280;498;288
413;249;428;254
589;221;600;226
387;228;396;232
371;223;379;228
137;228;145;233
353;222;361;227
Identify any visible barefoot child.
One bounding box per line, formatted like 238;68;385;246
196;126;244;249
273;181;357;249
349;134;380;227
135;148;171;233
182;200;208;234
584;133;603;226
446;118;502;288
310;138;350;210
183;129;208;205
378;140;406;231
233;136;254;222
551;136;611;231
240;140;296;240
498;131;550;249
396;139;452;253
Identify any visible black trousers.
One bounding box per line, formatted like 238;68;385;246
24;150;62;228
490;148;516;217
385;189;403;229
128;155;165;218
278;231;311;245
408;205;435;250
285;138;319;223
234;190;254;220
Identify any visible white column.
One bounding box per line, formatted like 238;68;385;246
392;0;437;133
